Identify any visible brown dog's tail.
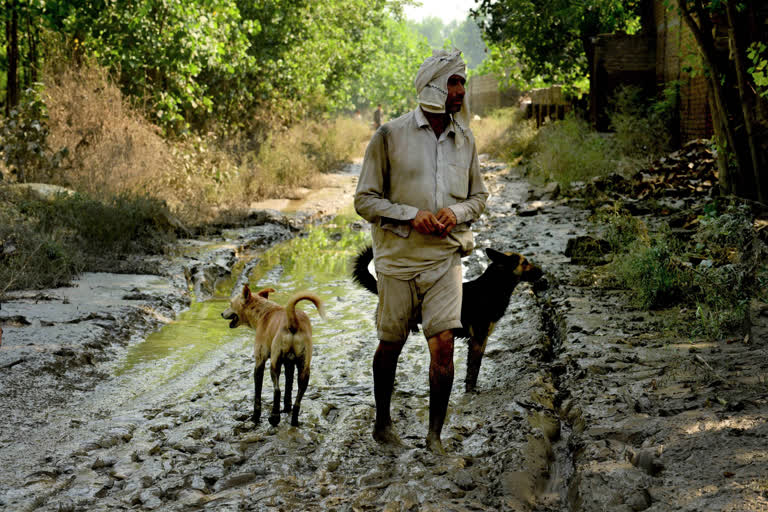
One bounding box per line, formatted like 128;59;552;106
286;292;326;330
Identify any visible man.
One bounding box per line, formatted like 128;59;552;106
373;104;383;129
354;49;488;454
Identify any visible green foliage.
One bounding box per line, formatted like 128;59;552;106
614;234;685;309
527;115;617;186
603;201;759;339
351;16;431;116
407;16;487;70
609;84;675;158
746;41;768;98
473;0;642;89
0;86;67;182
40;1;417;132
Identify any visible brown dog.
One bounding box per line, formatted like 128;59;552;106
222;284;325;427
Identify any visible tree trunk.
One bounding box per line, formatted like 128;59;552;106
676;0;753;197
725;0;765;203
5;0;20;116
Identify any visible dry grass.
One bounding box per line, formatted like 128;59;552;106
43;62;371;227
45;64;175;197
472;108;537;161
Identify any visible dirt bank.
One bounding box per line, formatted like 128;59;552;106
1;158;766;511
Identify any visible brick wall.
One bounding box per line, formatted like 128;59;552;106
654;1;713;142
591;32;656;130
467;74;519;117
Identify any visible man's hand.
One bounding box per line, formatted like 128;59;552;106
435;208;457;237
410;210;445;235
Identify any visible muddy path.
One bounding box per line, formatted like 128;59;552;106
1;159;767;511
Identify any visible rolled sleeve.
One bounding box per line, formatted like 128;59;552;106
448;145;488;225
354;129;420;224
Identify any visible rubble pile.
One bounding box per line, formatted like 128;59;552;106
589;139;718;199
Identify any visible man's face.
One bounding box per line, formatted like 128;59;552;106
446;74;466;114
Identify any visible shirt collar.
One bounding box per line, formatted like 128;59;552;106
415;107;456;136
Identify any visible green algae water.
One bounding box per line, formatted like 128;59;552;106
116;215;378;393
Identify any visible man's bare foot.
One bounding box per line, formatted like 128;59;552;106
425;432;446;455
372;424;402;446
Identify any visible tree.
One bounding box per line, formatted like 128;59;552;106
673;0;766;202
472;0;642;87
444;17;488;70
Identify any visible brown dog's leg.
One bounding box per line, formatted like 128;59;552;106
283;359;295;413
253;360;266;424
269;359;283;427
466;324;490;393
372;340;404;444
426;330;454;454
291;358;309;427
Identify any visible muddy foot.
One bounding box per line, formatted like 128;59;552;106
425;433;446;455
372;424;402;446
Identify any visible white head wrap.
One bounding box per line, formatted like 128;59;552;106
414;49;470;146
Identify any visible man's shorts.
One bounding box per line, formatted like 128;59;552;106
375;254;462;342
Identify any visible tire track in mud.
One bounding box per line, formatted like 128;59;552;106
0;161;592;512
6;160;765;511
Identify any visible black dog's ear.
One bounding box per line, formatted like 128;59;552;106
486;248;521;267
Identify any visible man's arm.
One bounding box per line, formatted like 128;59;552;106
354;129;419;224
447;144;489;224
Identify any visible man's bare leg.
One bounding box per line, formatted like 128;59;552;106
426;330;454;454
372;339;404;444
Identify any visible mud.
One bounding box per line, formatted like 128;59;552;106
1;158;767;511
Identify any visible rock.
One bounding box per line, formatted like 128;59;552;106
178;488;208;506
213;472;259;492
565;235;611;265
139;487;163;509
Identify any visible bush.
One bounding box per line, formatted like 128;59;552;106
0;86;67;183
609;84;674;159
472;108;536;161
527;114;616;186
0;187;177;293
613;234;685;309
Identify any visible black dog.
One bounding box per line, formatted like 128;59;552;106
352;245;543;392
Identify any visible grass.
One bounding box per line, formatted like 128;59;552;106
598;202;760;339
472;108;537;161
1;61;372;292
526;114;618;187
0;187;175;293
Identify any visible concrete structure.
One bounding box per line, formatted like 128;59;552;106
466;73;519;117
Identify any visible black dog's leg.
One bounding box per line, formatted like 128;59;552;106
466;323;492;393
291;357;310;427
253;360;266;424
283;359;295;413
269;358;283;426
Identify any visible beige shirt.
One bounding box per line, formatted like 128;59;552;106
354;107;489;280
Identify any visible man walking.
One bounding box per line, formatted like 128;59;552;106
373;103;383;129
354;49;488;454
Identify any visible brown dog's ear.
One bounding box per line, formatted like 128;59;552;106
257;287;276;298
243;284;253;301
486;248;521;267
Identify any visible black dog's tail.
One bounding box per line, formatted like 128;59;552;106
351;245;379;295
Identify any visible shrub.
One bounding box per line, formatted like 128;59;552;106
472;108;536;161
614;235;685;309
0;86;67;183
609;84;674;159
527;114;616;186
